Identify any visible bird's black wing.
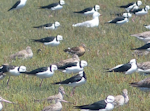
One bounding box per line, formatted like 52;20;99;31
33;23;53;28
32;37;55;43
53;73;82;84
109;63;131;72
8;1;20;11
75;100;106;110
74;7;93;13
109;17;125;23
25;67;48;75
131;43;150;50
118;2;134;8
130;8;142;14
57;62;78;70
40;3;59;9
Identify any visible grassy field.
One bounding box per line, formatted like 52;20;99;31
0;0;150;110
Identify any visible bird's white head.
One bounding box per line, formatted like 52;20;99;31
93;12;101;18
145;5;150;11
59;0;65;5
106;95;115;103
129;59;136;64
0;97;12;103
94;5;100;11
80;60;88;68
56;35;63;41
54;21;60;27
59;86;65;95
136;1;142;6
19;66;26;73
51;65;58;71
122;13;132;18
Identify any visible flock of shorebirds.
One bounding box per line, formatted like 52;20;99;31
1;0;150;110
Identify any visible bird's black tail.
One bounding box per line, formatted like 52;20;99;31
63;49;70;52
74;105;89;109
31;39;41;42
52;82;61;85
21;72;36;75
129;82;138;87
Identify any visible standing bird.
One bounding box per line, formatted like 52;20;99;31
72;12;101;27
42;98;69;111
107;12;132;25
39;0;65;11
33;21;60;30
0;64;26;85
106;59;137;74
64;44;86;57
74;5;100;15
130;5;150;21
0;96;12;111
10;46;33;60
57;60;88;74
114;89;129;107
131;31;150;43
130;77;150;92
53;71;86;96
23;65;57;87
8;0;27;11
35;86;65;102
74;95;115;111
131;42;150;51
118;1;142;12
32;35;63;46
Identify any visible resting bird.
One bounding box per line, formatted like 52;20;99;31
118;1;142;12
131;43;150;51
130;31;150;43
53;71;86;96
130;77;150;92
64;44;86;57
114;89;129;107
74;5;100;15
32;35;63;46
23;65;57;87
39;0;65;11
8;0;27;11
72;12;101;27
57;60;88;74
42;98;69;111
10;46;33;60
106;59;137;74
136;61;150;74
107;12;132;25
33;21;60;30
75;95;115;111
35;86;65;103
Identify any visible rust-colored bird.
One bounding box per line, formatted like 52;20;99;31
63;44;86;57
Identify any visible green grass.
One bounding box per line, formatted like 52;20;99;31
0;0;150;110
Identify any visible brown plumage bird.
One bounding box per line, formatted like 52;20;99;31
130;77;150;91
35;86;65;102
114;89;129;107
10;46;33;60
54;54;80;68
63;44;86;57
42;98;69;111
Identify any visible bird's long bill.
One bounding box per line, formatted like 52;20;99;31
61;99;69;103
2;98;12;103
